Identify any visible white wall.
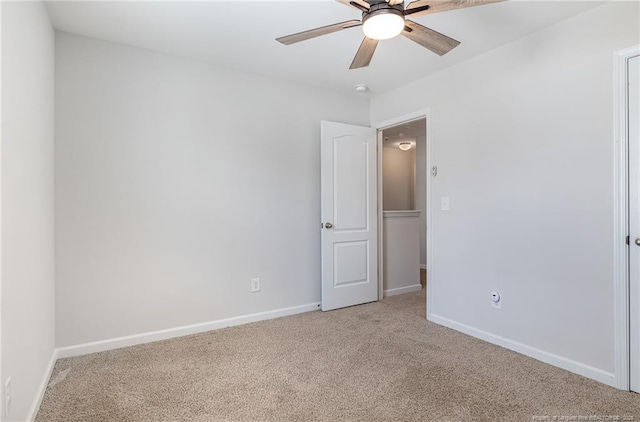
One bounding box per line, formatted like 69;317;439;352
54;33;369;347
383;212;422;296
1;1;56;420
382;146;415;210
372;1;639;384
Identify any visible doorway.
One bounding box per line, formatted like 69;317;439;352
373;110;431;310
614;45;640;392
628;52;640;393
379;119;427;297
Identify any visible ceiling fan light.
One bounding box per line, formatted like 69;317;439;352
362;10;405;41
398;142;412;151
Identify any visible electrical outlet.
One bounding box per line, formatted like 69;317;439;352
251;278;260;293
441;197;450;211
491;291;502;309
5;377;12;418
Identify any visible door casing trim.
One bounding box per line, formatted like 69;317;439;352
613;44;640;391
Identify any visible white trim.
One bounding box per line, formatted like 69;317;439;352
26;350;57;422
429;313;617;388
425;110;433;319
420;264;427;270
373;110;429;131
613;45;640;391
383;284;422;297
383;210;421;218
377;130;385;301
57;302;320;359
0;2;4;419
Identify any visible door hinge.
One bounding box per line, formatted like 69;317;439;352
626;235;630;245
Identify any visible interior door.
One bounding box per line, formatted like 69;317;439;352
629;54;640;393
321;121;378;311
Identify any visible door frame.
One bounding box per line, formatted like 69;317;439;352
372;109;432;310
613;45;640;391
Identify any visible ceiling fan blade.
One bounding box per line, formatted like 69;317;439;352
405;0;505;17
350;37;379;69
335;0;371;12
402;20;460;56
276;20;362;45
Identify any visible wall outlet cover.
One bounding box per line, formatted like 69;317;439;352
5;377;12;417
251;278;261;293
491;291;502;309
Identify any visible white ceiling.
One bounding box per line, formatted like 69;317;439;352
45;0;602;96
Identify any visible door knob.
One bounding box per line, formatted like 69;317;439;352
636;237;640;247
325;222;333;229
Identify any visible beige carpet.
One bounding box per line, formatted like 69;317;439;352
37;290;640;421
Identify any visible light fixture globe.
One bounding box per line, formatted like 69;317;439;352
398;142;412;151
362;8;405;41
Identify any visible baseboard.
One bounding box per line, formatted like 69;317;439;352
57;302;321;359
428;313;618;388
420;264;427;270
384;284;422;297
26;348;58;422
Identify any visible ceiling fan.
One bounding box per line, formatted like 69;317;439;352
276;0;504;69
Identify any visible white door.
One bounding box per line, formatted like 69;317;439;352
629;54;640;392
321;121;378;311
